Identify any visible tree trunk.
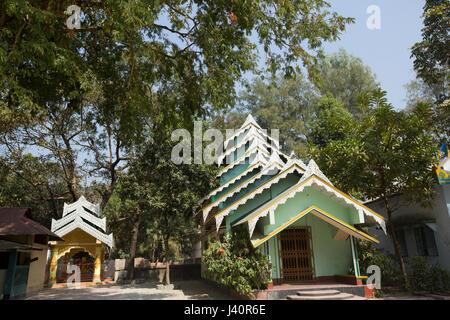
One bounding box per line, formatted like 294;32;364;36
383;196;410;289
164;237;170;285
126;209;141;280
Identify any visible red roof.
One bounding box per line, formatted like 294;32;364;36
0;208;62;240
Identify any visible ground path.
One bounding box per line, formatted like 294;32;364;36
25;280;233;300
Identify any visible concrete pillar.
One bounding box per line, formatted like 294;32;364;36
48;247;58;286
93;245;102;283
350;236;360;277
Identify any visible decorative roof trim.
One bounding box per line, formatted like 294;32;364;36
250;206;379;248
63;196;101;217
239;175;386;238
206;163;263;201
53;216;114;248
52;207;106;232
202;159;285;222
298;159;332;185
214;164;305;229
217;145;270;177
223;122;280;155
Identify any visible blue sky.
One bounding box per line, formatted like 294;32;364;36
322;0;425;109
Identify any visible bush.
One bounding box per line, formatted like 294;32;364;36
409;255;450;292
202;229;271;298
357;240;403;287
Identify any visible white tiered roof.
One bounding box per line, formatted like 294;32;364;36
51;196;114;248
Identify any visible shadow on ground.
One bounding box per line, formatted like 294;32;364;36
25;280;233;300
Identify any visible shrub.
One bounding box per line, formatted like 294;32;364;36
357;240;403;287
409;255;450;292
202;229;271;298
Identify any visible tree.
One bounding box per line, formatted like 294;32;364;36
309;95;356;149
310;89;437;288
404;78;450;139
0;154;69;225
1;0;355;226
113;128;218;282
313;48;379;115
239;75;319;157
1;0;355;129
411;0;449;93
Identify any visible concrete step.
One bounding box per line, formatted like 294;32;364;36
287;292;356;300
296;289;341;296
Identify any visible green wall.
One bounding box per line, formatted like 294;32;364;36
255;186;362;279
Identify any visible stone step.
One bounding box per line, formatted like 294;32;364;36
287;292;356;300
296;289;341;296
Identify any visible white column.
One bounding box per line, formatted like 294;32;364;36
350;236;360;277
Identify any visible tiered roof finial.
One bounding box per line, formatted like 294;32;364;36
241;114;262;130
52;196;114;248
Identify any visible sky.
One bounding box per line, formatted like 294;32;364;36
322;0;425;109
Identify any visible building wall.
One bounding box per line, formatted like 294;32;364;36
259;187;359;279
26;242;50;294
367;184;450;271
266;214;353;279
434;184;450;270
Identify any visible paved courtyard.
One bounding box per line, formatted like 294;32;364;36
25;280;233;300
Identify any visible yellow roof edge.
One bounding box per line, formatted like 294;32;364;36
252;205;379;248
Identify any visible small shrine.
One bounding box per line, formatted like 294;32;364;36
48;196;114;286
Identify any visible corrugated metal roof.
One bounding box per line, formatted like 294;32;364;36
0;208;62;241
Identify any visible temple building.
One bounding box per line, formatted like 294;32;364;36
198;115;386;290
48;196;113;286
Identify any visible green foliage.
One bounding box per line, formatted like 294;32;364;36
0;154;69;226
310;89;437;287
309;96;356;148
310;89;437;207
405;80;450;140
357;240;403;287
411;0;450;92
409;255;450;292
238;49;378;158
1;0;354;130
240;75;319;157
313;48;379;115
107;128;218;264
202;229;271;298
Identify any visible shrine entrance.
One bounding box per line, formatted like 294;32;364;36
56;249;95;283
279;227;314;282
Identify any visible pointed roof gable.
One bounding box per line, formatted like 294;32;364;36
299;159;332;185
223;114;280;152
233;166;387;239
52;196;114;248
241;114;262;130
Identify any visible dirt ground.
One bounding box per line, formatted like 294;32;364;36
25;280;233;300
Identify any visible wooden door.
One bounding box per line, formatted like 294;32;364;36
279;227;314;282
